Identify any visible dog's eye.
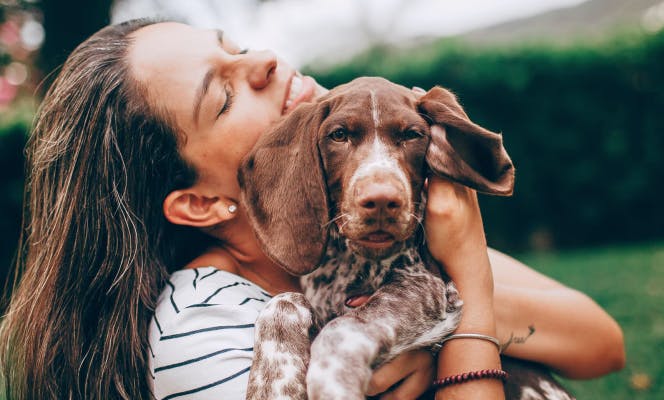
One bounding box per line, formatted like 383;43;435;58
329;129;349;142
399;129;423;142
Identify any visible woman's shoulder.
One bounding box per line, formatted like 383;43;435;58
148;267;270;399
150;267;272;346
153;267;272;326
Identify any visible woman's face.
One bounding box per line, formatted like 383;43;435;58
128;22;322;200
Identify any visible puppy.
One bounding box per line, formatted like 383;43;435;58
240;77;573;400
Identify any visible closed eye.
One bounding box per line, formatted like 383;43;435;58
217;85;233;119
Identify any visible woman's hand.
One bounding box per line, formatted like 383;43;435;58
366;350;435;399
424;172;495;329
424;171;487;279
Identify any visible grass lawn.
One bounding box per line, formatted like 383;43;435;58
518;241;664;399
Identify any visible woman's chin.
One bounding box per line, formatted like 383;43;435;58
314;82;329;99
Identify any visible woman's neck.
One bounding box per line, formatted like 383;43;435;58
185;215;301;295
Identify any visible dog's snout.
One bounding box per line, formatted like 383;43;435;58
356;181;405;215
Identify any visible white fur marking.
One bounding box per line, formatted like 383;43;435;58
370;90;380;130
519;379;575;400
520;387;545;400
539;379;574;400
348;136;410;200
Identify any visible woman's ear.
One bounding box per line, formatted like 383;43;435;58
163;189;237;227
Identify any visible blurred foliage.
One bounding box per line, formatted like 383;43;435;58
0;100;31;297
308;30;664;252
39;0;113;88
0;0;112;300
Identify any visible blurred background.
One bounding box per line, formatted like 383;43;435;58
0;0;662;398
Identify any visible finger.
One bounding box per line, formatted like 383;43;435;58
425;176;463;217
380;362;435;400
427;175;477;213
366;353;416;396
427;175;456;196
367;351;434;397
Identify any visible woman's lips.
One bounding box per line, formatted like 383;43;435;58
282;74;316;114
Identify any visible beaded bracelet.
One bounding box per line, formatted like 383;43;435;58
432;368;508;389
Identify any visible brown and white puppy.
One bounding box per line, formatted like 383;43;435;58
240;77;572;400
240;77;513;277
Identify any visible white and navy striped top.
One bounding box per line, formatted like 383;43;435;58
148;267;272;400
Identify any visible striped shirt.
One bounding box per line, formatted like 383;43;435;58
148;267;272;400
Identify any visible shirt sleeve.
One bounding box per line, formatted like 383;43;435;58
149;303;259;400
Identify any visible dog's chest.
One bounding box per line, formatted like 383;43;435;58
300;238;425;323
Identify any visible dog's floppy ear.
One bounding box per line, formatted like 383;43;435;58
418;87;515;195
238;102;329;275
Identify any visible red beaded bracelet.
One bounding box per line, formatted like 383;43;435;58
432;368;508;389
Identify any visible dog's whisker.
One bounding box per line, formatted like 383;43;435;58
338;218;352;232
409;211;423;222
407;212;424;226
409;213;426;237
322;213;347;228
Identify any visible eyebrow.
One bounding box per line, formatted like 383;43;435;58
192;29;225;126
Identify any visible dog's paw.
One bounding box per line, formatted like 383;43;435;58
306;361;368;400
248;293;315;400
307;319;376;400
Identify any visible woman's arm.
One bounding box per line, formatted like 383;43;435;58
425;176;505;399
364;175;625;398
489;248;625;378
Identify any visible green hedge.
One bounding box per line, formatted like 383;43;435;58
308;31;664;251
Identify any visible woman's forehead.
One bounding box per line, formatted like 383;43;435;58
128;23;214;130
129;23;209;76
128;22;240;88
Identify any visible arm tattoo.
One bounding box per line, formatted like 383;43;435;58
500;324;536;353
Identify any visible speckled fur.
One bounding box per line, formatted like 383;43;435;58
247;208;463;400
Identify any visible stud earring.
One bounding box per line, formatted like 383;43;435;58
228;204;238;214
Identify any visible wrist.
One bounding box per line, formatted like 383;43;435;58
456;306;498;338
452;272;496;333
434;327;505;399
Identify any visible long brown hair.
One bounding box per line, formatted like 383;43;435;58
0;19;206;399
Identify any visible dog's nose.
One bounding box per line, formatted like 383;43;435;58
357;182;404;213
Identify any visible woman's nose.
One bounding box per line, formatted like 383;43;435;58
243;50;277;89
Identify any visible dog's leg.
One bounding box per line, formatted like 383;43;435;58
502;357;577;400
306;274;461;400
247;292;318;400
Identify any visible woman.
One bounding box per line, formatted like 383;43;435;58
0;18;624;399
